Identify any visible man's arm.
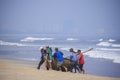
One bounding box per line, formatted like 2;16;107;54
82;48;93;53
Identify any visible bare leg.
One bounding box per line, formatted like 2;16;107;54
82;69;85;74
80;69;85;74
49;62;52;70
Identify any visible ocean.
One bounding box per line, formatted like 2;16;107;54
0;34;120;77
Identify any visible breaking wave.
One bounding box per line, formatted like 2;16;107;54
66;38;78;41
96;41;120;47
108;39;116;42
85;50;120;63
96;42;112;47
96;48;120;51
21;37;55;42
99;38;103;42
0;40;25;46
98;38;116;42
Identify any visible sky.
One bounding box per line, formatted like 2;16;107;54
0;0;120;38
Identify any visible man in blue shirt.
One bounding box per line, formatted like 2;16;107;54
53;48;64;71
69;48;79;73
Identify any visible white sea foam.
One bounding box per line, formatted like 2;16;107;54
66;38;78;41
60;47;79;52
113;58;120;63
99;38;103;41
21;37;55;42
98;38;116;42
96;48;120;51
22;58;38;61
96;41;120;48
108;39;116;42
85;50;120;63
0;40;25;46
60;47;70;51
112;44;120;47
96;41;112;47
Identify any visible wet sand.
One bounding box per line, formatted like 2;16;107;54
0;58;119;80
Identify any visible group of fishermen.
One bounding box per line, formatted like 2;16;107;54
37;46;93;74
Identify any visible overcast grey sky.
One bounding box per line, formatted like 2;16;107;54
0;0;120;37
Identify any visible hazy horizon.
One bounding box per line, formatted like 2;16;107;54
0;0;120;38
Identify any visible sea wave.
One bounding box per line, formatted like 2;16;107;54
85;51;120;63
108;39;116;42
0;40;25;46
96;48;120;51
112;44;120;47
60;47;70;51
96;41;120;47
61;47;120;63
98;38;116;42
66;38;78;41
21;37;55;42
21;58;38;61
99;38;103;42
96;42;112;47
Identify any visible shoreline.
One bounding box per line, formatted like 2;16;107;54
84;56;120;77
0;58;120;80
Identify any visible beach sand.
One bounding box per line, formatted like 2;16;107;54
0;58;119;80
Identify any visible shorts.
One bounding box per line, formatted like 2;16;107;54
48;60;52;62
78;64;84;71
57;61;63;68
43;55;48;61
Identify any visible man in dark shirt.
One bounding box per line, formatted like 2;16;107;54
37;47;46;69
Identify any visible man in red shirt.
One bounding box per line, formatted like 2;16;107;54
77;48;93;74
77;50;85;74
